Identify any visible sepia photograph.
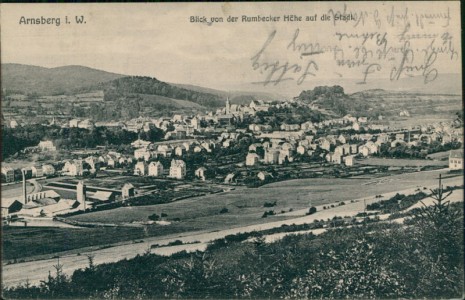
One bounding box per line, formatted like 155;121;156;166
1;2;463;299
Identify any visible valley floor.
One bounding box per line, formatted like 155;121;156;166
2;168;463;288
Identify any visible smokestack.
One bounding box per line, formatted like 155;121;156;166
21;169;27;204
77;180;87;211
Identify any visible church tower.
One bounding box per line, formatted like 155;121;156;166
225;97;231;115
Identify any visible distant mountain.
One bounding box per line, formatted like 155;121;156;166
1;63;125;96
171;83;284;104
231;73;462;97
297;85;462;119
2;63;271;109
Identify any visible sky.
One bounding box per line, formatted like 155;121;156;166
1;2;461;94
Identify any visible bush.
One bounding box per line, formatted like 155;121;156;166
219;207;229;214
148;214;160;221
263;201;277;208
307;206;317;215
262;210;275;218
167;240;183;246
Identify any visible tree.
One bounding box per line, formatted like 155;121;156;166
308;206;317;215
407;174;464;298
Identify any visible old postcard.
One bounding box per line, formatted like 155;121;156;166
1;2;463;299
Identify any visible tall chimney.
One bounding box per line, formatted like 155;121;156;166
21;169;27;204
77;180;87;211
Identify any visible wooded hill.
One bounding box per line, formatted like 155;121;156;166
1;64;124;96
101;76;225;108
296;85;373;117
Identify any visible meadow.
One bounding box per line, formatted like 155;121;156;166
69;169;461;225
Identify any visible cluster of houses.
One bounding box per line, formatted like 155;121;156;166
244;115;463;168
131;138;211;180
132;138;216;161
3;97;464;188
1;164;56;183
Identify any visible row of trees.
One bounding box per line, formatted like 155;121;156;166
376;141;462;159
1;125;164;159
4;180;462;299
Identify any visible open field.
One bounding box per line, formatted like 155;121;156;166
69;168;461;225
2;224;195;261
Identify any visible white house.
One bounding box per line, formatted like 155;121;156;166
344;155;354;166
148;161;164;177
175;146;186;157
257;171;272;181
359;145;370;157
264;149;279;164
326;152;342;164
334;146;344;155
278;151;291;165
1;167;15;183
169;159;186;179
38;140;57;152
246;153;260;166
134;148;151;161
1;199;23;217
297;145;306;155
31;165;44;178
122;183;135;200
348;144;358;154
194;145;203;153
320;139;331;151
42;164;56;176
449;150;463;170
68;160;84;176
195;167;207;181
134;161;148;176
107;156;116;168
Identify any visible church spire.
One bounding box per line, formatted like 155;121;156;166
226;96;231;114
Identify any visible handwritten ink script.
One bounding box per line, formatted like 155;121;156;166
250;4;459;86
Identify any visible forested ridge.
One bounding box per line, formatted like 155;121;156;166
102;76;225;107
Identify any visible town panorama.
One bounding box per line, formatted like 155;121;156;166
1;2;464;299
